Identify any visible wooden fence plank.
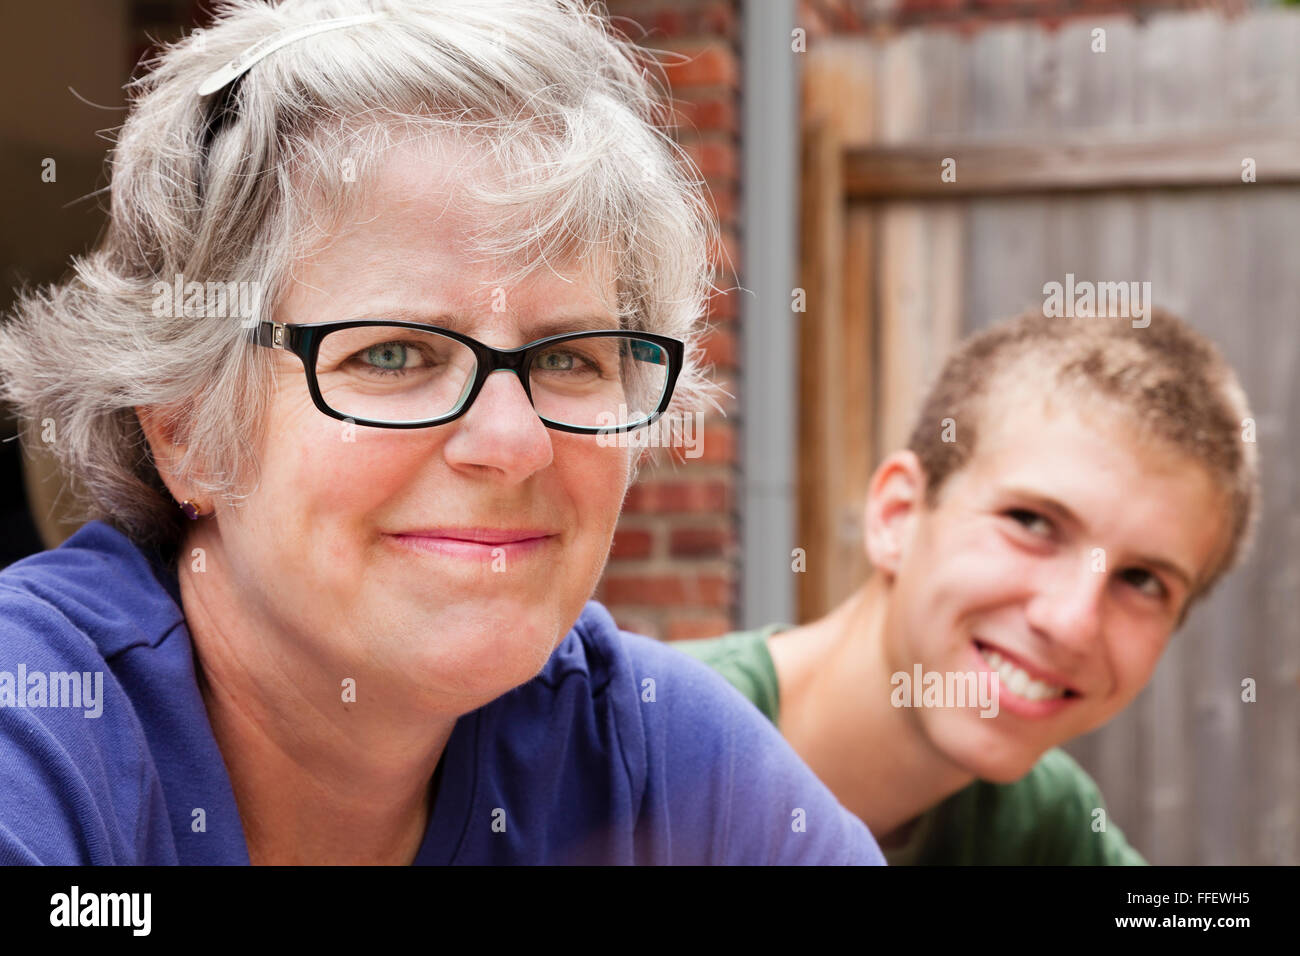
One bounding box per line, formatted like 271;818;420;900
833;203;873;603
797;119;845;622
843;129;1300;199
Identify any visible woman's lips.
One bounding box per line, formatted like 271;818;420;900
387;530;558;561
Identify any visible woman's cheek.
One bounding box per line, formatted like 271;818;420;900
289;421;425;514
564;446;630;575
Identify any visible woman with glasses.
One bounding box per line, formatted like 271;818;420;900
0;0;882;865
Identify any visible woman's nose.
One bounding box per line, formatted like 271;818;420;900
440;368;554;480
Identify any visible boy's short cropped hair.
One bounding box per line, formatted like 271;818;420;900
905;306;1259;608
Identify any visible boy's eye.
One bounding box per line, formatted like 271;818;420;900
1006;508;1053;537
1119;568;1167;600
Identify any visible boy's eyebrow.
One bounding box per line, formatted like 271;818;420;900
1003;486;1196;591
1002;488;1082;530
1133;554;1195;592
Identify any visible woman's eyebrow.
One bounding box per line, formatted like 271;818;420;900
524;315;622;339
359;308;618;339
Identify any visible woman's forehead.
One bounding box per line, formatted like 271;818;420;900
280;235;619;336
289;139;619;298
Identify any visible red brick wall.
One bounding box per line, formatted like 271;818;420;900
595;1;742;642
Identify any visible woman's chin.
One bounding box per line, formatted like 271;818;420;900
396;617;564;702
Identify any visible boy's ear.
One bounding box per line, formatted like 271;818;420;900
863;450;928;577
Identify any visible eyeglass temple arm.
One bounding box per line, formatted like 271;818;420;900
247;320;290;350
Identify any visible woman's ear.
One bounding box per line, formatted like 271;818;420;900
863;450;927;577
135;405;189;503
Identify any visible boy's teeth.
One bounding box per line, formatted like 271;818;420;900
978;646;1067;701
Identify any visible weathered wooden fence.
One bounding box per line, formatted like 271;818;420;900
799;9;1300;864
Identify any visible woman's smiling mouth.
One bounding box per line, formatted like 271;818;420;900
387;528;559;561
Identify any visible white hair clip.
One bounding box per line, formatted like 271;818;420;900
196;12;389;97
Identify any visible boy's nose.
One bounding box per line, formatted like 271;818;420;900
1026;558;1107;653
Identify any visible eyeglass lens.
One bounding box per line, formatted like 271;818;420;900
312;326;670;427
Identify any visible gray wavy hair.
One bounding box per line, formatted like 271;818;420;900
0;0;721;551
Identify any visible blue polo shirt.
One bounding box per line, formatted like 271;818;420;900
0;521;883;865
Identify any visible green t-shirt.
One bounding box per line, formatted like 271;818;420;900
675;626;1147;865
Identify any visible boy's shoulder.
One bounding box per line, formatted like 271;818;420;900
909;748;1147;865
666;621;1144;866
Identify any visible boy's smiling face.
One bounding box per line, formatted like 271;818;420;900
871;390;1229;783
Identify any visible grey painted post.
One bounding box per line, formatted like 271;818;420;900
740;0;798;628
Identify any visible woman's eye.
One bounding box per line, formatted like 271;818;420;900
537;350;575;371
1120;568;1167;600
1006;508;1053;537
535;349;600;375
359;341;419;372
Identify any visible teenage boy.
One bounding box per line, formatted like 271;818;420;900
679;306;1258;864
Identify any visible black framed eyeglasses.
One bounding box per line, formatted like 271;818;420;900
247;319;684;433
